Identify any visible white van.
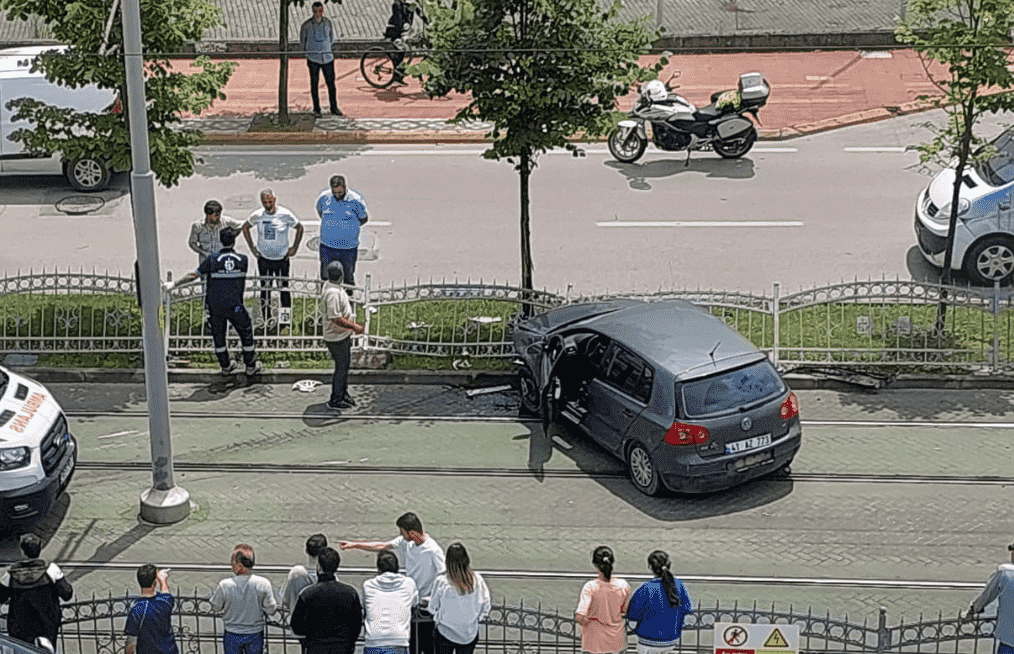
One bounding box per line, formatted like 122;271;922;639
0;45;121;191
0;365;77;533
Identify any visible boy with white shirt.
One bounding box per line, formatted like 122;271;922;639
363;551;419;654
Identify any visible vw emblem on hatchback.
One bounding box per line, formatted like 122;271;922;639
740;416;752;431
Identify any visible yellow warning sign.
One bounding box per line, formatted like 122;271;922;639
763;629;789;648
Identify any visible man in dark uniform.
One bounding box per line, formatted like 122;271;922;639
290;547;363;654
0;534;74;650
174;230;263;376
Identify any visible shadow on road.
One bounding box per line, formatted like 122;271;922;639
194;149;363;181
605;156;755;190
519;421;792;521
0;174;129;206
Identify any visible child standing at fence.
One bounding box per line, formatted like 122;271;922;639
575;546;631;654
626;551;692;654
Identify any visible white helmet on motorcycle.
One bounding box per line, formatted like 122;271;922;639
644;79;668;102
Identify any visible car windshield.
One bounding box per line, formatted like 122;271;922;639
680;359;784;418
975;127;1014;186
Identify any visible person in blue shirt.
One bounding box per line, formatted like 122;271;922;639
174;230;263;376
625;551;692;654
316;174;369;290
299;1;341;117
124;565;178;654
964;541;1014;654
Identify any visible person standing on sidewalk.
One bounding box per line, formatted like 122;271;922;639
300;1;341;117
242;188;304;326
290;547;363;654
626;551;692;654
363;550;419;654
173;230;263;377
575;546;630;654
316;174;369;287
963;540;1014;654
321;261;364;412
428;542;490;654
124;565;178;654
210;544;278;654
340;512;447;654
189;199;244;267
280;534;329;614
0;534;74;650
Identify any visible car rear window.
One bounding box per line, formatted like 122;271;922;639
976;127;1014;186
679;359;785;418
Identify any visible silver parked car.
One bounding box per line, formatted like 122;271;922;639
512;299;802;495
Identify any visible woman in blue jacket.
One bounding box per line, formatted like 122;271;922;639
626;551;692;654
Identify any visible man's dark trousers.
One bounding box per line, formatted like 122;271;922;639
410;607;436;654
210;305;256;368
308;60;338;114
257;256;291;318
326;338;352;405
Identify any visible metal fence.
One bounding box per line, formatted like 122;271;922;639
4;269;1014;373
1;595;999;654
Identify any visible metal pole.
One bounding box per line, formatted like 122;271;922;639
121;0;190;523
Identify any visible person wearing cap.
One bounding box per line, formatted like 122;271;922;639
963;540;1014;654
321;260;364;412
189;199;245;267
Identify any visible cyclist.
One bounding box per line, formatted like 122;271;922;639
384;0;427;84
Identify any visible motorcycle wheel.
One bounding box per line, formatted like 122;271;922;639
608;127;647;163
714;127;757;159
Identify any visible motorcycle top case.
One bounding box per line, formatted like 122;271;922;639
738;72;770;106
716;116;754;139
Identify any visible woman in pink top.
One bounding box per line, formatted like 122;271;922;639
575;546;631;654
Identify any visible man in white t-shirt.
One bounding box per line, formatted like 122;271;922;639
340;512;446;654
242;189;303;325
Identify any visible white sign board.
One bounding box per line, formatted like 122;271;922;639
714;623;799;654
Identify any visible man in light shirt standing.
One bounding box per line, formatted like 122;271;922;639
320;261;364;412
340;512;446;654
210;544;278;654
299;1;341;117
243;189;303;326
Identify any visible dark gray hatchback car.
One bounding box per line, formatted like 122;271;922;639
512;299;801;495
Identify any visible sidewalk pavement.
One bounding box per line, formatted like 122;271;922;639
179;49;951;144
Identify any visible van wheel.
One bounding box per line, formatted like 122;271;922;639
66;157;110;192
627;443;662;496
965;236;1014;286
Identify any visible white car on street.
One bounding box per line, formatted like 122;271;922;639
915;125;1014;285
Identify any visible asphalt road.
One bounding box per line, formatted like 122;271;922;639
4;110;1012;294
7;382;1013;622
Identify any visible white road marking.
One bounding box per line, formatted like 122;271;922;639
201;147;798;157
97;430;139;439
844;146;911;152
596;220;804;228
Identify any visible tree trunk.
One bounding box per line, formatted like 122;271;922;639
519;148;535;314
278;0;289;125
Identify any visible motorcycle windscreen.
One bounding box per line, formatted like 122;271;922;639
716;116;753;140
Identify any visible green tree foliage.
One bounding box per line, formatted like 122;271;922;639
412;0;661;293
896;0;1014;285
0;0;236;187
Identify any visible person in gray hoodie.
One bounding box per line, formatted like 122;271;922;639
363;551;419;654
0;534;74;649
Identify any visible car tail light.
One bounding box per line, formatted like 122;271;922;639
780;392;800;420
665;421;709;446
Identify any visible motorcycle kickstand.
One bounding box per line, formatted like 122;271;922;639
684;149;691;167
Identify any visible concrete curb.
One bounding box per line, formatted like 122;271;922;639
12;366;1014;390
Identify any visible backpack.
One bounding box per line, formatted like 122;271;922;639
384;1;414;40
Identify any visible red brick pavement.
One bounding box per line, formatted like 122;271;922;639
176;49;953;135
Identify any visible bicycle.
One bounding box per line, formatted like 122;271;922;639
360;40;416;89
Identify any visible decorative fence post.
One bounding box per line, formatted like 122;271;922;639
363;273;372;349
992;279;1002;372
772;282;780;368
876;606;890;654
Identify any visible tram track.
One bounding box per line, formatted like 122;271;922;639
73;460;1014;485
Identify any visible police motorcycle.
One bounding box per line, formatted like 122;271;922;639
607;71;770;164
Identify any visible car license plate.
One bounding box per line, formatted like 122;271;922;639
58;456;74;487
725;433;772;454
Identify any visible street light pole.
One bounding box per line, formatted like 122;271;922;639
121;0;191;523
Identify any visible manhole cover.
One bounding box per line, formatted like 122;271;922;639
55;195;105;215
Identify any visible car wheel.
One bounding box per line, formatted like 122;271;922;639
965;236;1014;286
66;156;111;192
518;365;540;416
626;442;662;496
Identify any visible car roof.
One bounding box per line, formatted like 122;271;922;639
577;299;765;376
